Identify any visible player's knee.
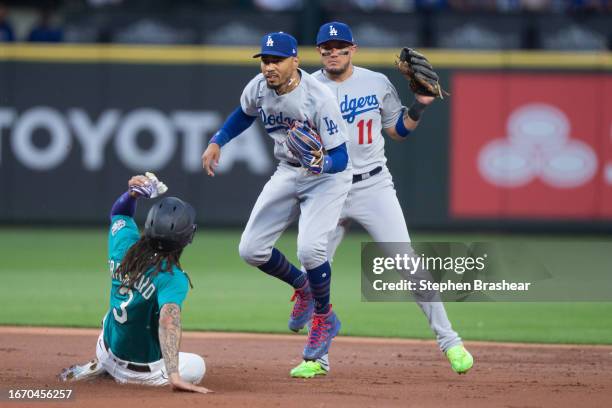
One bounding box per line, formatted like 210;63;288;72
297;243;326;270
238;239;268;266
179;353;206;384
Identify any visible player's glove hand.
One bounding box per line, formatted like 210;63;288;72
286;122;326;175
396;48;449;99
129;172;168;198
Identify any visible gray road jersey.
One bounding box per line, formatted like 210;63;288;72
241;68;349;165
312;66;405;173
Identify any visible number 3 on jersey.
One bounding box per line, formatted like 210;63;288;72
357;119;373;145
113;287;134;324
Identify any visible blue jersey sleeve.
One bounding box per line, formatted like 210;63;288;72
156;268;189;310
322;143;348;173
209;106;257;147
108;215;140;262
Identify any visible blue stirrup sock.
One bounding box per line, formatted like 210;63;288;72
306;261;332;314
257;248;307;289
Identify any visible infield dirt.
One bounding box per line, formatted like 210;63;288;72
1;326;611;408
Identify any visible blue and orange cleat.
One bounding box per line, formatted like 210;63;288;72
288;282;314;332
303;305;341;360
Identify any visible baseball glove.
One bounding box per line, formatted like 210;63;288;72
396;48;449;99
286;122;325;175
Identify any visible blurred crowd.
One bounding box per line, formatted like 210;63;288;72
89;0;612;12
0;0;609;45
321;0;612;12
0;2;63;42
85;0;612;12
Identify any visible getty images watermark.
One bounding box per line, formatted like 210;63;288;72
361;242;612;302
371;251;530;293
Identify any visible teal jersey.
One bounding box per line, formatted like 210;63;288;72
103;215;189;363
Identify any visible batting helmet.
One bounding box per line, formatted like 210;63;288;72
144;197;197;252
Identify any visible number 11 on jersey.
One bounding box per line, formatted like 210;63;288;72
357;119;373;145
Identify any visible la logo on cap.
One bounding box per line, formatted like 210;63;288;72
266;36;274;46
329;25;338;36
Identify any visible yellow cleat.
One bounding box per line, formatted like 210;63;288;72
446;345;474;374
290;360;328;378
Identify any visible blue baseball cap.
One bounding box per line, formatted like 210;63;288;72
253;32;298;58
316;22;355;46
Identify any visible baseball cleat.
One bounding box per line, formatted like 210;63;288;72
290;359;328;378
288;281;314;332
446;345;473;374
303;305;341;360
316;353;330;371
58;359;107;382
291;354;329;378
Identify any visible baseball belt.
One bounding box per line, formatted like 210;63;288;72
353;166;382;184
285;161;383;184
103;338;152;373
284;161;301;168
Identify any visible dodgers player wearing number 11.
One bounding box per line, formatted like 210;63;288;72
202;32;352;373
289;22;474;378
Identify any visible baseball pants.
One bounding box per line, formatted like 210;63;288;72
327;166;462;352
95;331;205;386
239;162;352;270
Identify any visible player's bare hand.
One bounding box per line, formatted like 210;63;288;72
415;94;436;106
202;144;220;177
169;373;213;394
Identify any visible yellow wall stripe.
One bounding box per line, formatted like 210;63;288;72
0;44;610;69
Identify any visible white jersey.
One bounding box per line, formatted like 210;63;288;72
313;68;461;354
241;68;349;165
312;66;405;173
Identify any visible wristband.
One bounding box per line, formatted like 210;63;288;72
407;99;427;122
394;110;411;137
322;155;332;173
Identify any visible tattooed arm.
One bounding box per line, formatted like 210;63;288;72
159;303;212;394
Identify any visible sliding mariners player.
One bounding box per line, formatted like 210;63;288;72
290;22;473;378
59;173;211;394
